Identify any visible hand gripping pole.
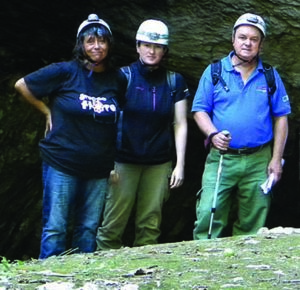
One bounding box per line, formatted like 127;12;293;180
207;130;230;239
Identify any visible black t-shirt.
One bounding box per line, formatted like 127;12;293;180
24;60;127;178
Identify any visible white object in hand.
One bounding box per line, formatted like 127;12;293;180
260;159;285;194
260;173;275;194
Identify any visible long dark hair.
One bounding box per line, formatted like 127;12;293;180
73;25;114;67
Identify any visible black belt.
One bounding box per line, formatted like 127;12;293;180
226;142;270;155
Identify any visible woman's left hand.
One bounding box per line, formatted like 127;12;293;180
169;166;184;189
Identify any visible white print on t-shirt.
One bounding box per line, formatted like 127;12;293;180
79;94;116;113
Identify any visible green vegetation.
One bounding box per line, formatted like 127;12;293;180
1;232;300;289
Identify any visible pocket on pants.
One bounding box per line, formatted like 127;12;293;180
195;188;204;208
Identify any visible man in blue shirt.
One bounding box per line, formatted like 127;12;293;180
192;13;291;239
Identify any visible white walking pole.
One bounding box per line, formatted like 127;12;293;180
207;130;230;239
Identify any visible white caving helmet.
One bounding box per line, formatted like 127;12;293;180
136;19;169;46
77;13;112;38
233;13;266;37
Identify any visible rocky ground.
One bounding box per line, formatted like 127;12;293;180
1;227;300;290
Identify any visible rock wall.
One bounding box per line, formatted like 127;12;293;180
1;0;300;260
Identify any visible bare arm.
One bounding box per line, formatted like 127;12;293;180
193;111;217;137
193;111;231;151
268;115;289;182
170;99;188;189
15;78;52;136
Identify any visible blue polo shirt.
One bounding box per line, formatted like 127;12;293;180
192;52;291;148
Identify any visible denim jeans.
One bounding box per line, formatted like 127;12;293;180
40;163;107;259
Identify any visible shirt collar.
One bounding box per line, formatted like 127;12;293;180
224;51;264;73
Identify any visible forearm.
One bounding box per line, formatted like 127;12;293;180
15;78;51;117
272;115;288;162
174;100;188;168
193;111;217;137
174;120;187;168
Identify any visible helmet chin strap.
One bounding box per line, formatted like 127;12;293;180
233;50;258;67
87;57;100;66
84;58;102;77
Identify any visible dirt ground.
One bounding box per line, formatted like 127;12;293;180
1;227;300;289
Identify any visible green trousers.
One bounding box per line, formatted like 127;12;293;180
194;146;271;240
96;161;172;250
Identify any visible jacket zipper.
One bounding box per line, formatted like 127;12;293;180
152;86;156;111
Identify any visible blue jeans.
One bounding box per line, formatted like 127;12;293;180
40;163;107;259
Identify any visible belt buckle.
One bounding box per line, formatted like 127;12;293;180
237;148;248;154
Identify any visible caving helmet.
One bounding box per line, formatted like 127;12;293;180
233;13;266;37
77;13;112;37
136;19;169;46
